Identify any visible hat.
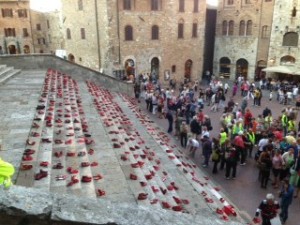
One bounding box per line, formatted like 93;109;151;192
266;193;274;200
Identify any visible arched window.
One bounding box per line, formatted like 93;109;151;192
125;25;133;41
179;0;185;12
78;0;83;10
261;25;269;38
178;19;184;39
239;20;245;36
152;25;159;40
219;57;231;74
222;20;227;35
193;0;199;12
246;20;252;35
192;22;198;38
228;20;234;36
280;55;296;64
66;28;71;39
282;32;298;47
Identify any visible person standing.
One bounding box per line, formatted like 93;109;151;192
180;121;188;148
279;179;294;224
254;193;279;225
201;135;212;168
165;110;173;134
258;148;273;188
225;145;239;179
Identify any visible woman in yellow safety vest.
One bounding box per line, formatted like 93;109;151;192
288;119;296;132
0;157;15;188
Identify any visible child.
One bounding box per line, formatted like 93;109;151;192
269;91;273;101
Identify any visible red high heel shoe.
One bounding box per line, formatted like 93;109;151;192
34;170;48;180
20;164;33;170
88;149;94;155
81;162;90;167
97;189;106;197
137;193;148;200
81;176;92;183
90;162;98;167
130;173;138;180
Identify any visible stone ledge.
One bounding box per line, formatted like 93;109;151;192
0;186;245;225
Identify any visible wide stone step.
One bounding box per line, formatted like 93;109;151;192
0;69;21;85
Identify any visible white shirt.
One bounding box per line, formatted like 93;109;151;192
258;138;268;151
188;138;199;148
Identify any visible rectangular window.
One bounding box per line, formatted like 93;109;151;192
78;0;83;10
23;28;29;37
2;8;13;17
18;9;27;18
42;38;46;45
192;23;198;38
47;20;50;29
193;0;199;12
245;0;251;3
178;23;184;39
227;0;234;5
37;38;41;45
48;34;52;43
124;0;131;10
179;0;185;12
151;0;159;11
81;28;86;39
36;24;41;31
4;28;16;37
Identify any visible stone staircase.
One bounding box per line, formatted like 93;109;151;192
0;64;21;85
10;69;248;225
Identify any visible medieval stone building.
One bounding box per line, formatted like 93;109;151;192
213;0;275;81
61;0;207;83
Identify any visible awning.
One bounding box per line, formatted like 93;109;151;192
262;66;297;74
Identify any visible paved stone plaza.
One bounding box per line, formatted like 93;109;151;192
0;69;248;225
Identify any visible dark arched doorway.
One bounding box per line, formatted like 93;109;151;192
219;57;231;75
68;54;75;62
255;60;267;81
8;45;16;54
184;59;193;79
151;57;159;81
23;45;30;54
125;59;135;80
236;58;248;79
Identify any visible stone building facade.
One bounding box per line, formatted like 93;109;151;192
0;0;33;54
213;0;275;81
60;0;207;83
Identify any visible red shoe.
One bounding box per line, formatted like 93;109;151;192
40;161;49;167
167;185;174;191
170;182;179;190
216;208;223;215
81;176;92;182
121;154;128;161
77;151;86;157
137;193;148;200
65;139;72;145
67;176;79;186
85;139;94;145
97;189;106;197
20;164;33;170
93;174;103;180
22;155;33;161
130;173;138;180
140;181;147;187
173;196;182;204
172;205;183;212
151;186;160;193
205;198;213;203
24;149;35;155
54;151;63;158
26;139;35;146
53;163;64;169
66;133;74;137
31;131;40;138
253;217;261;224
150;199;159;204
66;152;75;157
88;149;94;155
35;170;48;180
55;139;63;144
162;201;171;209
182;199;190;205
166;150;173;153
42;138;52;143
90;162;98;167
67;167;78;174
145;174;152;180
153;166;160;171
113;143;121;148
81;162;90;167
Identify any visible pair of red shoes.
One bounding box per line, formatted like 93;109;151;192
24;149;35;155
53;163;63;169
20;164;33;170
97;189;106;197
67;167;78;174
67;175;79;186
35;170;48;180
54;151;63;158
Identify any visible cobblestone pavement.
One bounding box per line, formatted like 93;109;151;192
139;81;300;225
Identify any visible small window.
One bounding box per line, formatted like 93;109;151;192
292;7;297;17
47;20;50;29
282;32;298;47
36;24;41;31
42;38;46;45
228;20;234;36
67;28;71;39
48;34;52;43
23;28;29;37
151;25;159;40
245;0;251;4
261;25;269;38
246;20;252;35
2;9;13;17
171;65;176;73
222;21;228;35
227;0;234;5
124;0;132;10
193;0;199;12
78;0;83;10
239;20;245;36
18;9;27;18
265;0;272;2
192;23;198;38
151;0;160;11
81;28;86;39
125;25;133;41
178;21;184;39
179;0;185;12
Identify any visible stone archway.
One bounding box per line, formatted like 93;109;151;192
150;57;159;81
23;45;30;54
255;60;267;81
68;54;75;62
125;59;135;78
8;45;16;54
184;59;193;79
236;58;248;79
219;57;231;74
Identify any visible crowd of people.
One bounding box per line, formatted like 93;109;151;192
134;74;300;225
